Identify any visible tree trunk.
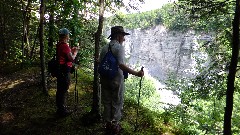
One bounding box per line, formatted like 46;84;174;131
24;0;31;58
30;25;39;59
21;1;25;68
48;0;55;54
39;0;48;94
91;0;104;116
21;0;31;66
0;0;6;60
223;0;240;134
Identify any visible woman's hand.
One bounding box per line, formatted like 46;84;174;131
71;47;79;55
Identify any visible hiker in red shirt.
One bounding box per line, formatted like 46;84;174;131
56;28;79;117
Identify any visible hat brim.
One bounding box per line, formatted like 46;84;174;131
108;32;130;39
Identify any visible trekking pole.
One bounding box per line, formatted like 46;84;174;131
134;66;144;132
74;65;78;111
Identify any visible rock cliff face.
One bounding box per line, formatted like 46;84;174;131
104;25;213;105
105;25;212;83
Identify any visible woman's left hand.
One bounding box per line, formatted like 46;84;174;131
71;47;79;54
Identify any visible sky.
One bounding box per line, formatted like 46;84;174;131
123;0;177;13
103;0;177;17
139;0;175;12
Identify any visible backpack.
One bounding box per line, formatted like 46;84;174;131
48;55;59;78
98;45;118;79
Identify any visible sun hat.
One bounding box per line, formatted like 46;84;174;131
108;26;130;39
59;28;71;35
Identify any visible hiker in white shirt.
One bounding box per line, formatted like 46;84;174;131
99;26;144;134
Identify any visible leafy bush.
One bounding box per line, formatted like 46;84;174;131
125;76;164;112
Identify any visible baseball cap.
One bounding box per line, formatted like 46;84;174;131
59;28;71;35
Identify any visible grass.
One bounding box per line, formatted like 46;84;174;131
0;66;174;135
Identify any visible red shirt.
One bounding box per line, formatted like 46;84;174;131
57;42;72;67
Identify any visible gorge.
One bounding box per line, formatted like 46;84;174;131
105;25;213;105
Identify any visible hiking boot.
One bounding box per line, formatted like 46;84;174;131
56;109;72;117
104;122;112;135
111;123;122;135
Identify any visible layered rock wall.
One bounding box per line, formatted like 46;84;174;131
105;25;213;82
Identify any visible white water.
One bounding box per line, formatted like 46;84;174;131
144;68;181;107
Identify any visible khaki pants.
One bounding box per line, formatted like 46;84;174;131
101;77;125;122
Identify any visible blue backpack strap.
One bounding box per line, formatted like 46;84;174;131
108;44;117;61
108;44;112;53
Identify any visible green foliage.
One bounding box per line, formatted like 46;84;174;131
158;3;191;31
163;10;233;132
163;29;240;134
0;0;25;62
162;84;226;134
105;8;163;29
105;2;195;31
105;2;233;32
44;0;98;67
177;0;234;31
0;0;99;68
125;76;164;113
123;99;170;135
232;91;240;134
